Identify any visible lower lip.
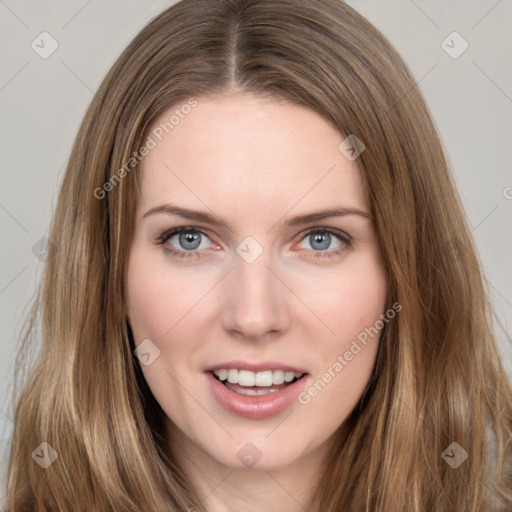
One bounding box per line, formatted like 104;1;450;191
205;371;309;420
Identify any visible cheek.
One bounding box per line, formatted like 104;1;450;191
299;255;386;402
126;248;184;341
339;268;387;335
304;255;387;339
126;249;221;377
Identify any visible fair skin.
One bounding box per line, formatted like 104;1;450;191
126;92;387;512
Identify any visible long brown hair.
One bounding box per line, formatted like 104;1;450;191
4;0;511;510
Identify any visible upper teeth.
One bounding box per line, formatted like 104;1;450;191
213;369;303;386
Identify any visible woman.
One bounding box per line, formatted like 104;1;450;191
4;0;511;510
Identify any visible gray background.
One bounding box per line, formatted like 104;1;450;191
1;0;511;485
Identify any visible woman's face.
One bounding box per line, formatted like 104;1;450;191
126;93;387;472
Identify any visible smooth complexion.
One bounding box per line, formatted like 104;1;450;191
126;93;387;512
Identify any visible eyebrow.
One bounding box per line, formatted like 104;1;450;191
142;203;371;228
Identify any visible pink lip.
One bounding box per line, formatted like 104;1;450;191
205;360;309;374
205;371;310;420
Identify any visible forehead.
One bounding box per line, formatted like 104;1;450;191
137;93;368;222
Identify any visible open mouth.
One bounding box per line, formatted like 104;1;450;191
210;370;306;396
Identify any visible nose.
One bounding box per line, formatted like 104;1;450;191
220;251;291;341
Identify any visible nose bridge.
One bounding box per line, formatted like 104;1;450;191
220;243;289;338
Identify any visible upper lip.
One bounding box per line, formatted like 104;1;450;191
205;360;309;374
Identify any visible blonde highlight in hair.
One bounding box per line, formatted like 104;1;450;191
4;0;512;510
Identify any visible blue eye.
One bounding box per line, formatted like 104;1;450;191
297;227;352;260
157;226;352;260
158;228;213;259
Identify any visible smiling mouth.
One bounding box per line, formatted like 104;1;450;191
210;370;306;396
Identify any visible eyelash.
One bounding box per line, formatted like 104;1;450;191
156;226;353;260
